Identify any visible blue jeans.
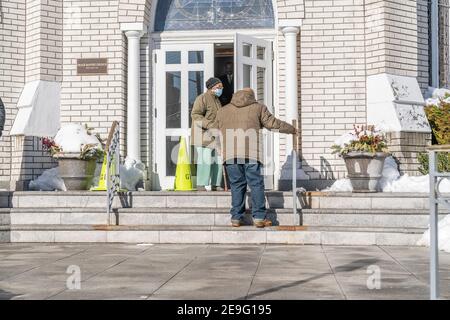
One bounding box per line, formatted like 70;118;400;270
225;159;266;221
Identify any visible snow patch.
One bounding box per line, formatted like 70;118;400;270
425;87;450;106
326;178;353;192
54;123;101;153
417;215;450;253
426;87;450;99
333;132;357;148
29;167;66;191
120;157;145;191
383;175;450;193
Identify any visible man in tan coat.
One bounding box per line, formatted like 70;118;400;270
191;77;224;191
215;88;296;228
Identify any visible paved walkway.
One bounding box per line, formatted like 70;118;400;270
0;244;449;300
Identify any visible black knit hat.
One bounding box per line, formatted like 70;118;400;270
206;77;222;89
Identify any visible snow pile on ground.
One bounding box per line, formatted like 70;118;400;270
120;157;145;191
377;156;400;190
417;215;450;253
29;167;67;191
383;174;450;193
325;178;353;192
54;123;101;153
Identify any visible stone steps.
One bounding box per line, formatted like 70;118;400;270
6;207;445;229
0;208;10;225
0;191;445;245
0;208;10;243
4;224;425;246
4;191;445;210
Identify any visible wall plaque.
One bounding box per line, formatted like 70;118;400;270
77;58;108;75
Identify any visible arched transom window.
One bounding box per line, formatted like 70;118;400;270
154;0;275;31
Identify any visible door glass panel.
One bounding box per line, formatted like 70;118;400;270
243;44;252;57
166;51;181;64
166;136;180;177
243;64;252;88
166;71;181;128
257;67;265;104
188;71;204;127
188;51;204;64
257;46;265;60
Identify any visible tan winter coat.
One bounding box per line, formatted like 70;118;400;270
190;90;222;148
215;89;296;164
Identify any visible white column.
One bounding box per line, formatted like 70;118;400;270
281;25;300;153
279;21;306;185
121;23;146;161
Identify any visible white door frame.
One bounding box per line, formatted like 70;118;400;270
154;43;214;190
234;33;274;189
151;29;280;190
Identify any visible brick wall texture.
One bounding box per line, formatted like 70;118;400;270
0;0;445;190
0;0;26;188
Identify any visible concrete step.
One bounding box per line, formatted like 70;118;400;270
0;208;10;225
0;225;9;243
7;207;446;229
3;224;425;246
6;191;448;210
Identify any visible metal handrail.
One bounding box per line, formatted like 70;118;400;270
106;121;121;224
292;120;300;226
428;144;450;300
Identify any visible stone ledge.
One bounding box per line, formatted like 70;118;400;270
5;228;424;246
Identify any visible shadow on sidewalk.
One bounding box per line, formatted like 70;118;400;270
242;258;380;299
0;288;20;300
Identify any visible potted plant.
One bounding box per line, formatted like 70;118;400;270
42;124;105;190
332;125;390;193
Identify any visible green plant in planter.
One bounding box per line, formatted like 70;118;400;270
331;125;390;192
42;124;106;161
80;143;105;161
41;124;106;190
331;125;389;156
424;95;450;145
417;93;450;174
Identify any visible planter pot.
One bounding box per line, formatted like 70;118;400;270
343;152;390;193
55;154;96;190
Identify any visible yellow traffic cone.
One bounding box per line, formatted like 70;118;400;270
174;137;194;191
90;154;107;191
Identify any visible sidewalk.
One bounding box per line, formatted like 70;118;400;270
0;244;449;300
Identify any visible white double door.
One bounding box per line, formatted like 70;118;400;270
154;34;273;190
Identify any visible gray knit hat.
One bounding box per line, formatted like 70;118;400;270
206;77;222;89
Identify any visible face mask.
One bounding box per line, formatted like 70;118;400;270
214;88;223;97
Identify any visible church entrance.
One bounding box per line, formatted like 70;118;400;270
151;0;276;190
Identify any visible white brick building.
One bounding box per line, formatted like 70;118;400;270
0;0;448;191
